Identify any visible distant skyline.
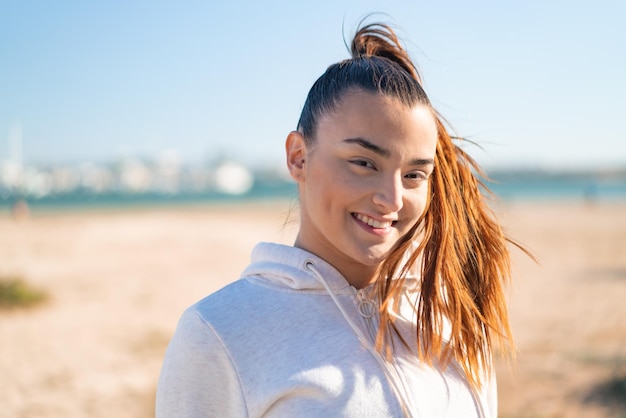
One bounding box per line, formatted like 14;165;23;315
1;1;625;170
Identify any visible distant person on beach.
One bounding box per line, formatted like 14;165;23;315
156;21;521;418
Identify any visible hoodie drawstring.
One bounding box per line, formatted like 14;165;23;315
304;260;415;418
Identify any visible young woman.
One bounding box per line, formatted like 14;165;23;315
156;22;519;418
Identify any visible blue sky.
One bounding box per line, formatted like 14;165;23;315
1;0;624;170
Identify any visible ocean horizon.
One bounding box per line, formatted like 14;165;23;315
2;168;625;213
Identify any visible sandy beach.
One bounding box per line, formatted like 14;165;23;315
1;199;624;418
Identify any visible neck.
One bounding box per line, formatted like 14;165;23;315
293;236;379;289
342;265;378;289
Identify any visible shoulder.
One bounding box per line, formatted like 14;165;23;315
189;277;279;330
181;277;303;348
156;304;248;417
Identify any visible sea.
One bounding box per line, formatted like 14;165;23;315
1;169;625;212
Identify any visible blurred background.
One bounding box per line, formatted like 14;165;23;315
0;1;625;417
1;0;625;207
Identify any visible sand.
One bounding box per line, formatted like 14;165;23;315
0;199;624;418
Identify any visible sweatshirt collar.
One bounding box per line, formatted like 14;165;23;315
240;242;355;294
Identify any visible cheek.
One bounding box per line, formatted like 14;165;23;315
308;160;362;195
304;164;352;215
406;186;430;217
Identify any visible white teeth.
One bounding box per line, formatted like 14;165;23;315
355;213;393;229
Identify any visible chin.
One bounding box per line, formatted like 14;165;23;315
356;249;393;267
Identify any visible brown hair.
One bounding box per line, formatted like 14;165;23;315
297;23;429;141
297;22;525;389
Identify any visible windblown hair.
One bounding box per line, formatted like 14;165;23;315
297;22;523;389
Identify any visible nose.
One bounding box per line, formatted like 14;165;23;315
372;172;404;212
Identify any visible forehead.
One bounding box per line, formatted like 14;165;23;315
315;90;438;154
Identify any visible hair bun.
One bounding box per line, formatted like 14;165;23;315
351;23;421;82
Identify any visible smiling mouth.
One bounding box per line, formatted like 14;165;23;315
353;213;397;229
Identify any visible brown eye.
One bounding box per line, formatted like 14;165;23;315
405;171;427;181
350;159;376;169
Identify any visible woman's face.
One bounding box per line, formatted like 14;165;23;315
286;89;438;287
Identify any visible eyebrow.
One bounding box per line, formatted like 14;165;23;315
343;137;435;166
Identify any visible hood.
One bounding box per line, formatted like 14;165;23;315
240;242;355;295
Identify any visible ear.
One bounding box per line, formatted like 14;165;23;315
285;131;307;183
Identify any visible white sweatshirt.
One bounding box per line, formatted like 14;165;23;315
156;242;497;417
